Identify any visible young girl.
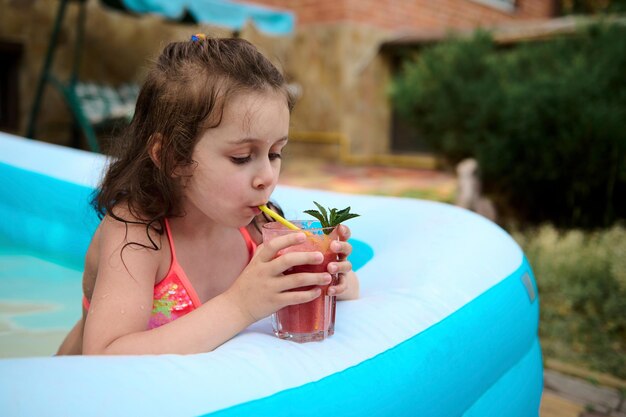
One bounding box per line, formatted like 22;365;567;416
57;36;358;355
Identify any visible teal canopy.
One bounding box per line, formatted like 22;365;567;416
102;0;295;35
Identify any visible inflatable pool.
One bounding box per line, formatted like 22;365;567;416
0;132;542;416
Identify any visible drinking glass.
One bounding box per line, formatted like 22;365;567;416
262;220;338;343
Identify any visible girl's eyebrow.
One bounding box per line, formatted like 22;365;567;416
229;136;289;145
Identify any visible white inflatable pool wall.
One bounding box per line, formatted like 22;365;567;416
0;132;542;416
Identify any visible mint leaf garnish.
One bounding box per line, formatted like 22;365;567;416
304;201;360;234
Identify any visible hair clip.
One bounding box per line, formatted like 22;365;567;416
191;33;207;42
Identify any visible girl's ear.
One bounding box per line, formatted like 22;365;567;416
148;134;163;168
149;133;190;179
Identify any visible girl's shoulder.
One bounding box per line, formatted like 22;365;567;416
97;206;165;258
95;208;168;284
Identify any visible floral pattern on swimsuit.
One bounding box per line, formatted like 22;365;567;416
149;277;196;329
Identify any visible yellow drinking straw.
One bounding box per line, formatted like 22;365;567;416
258;204;314;236
258;204;301;231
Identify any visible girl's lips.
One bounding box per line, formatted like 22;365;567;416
250;206;261;215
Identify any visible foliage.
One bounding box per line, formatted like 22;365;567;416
560;0;626;14
391;23;626;228
304;202;360;234
512;224;626;378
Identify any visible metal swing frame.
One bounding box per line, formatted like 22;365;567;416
26;0;101;152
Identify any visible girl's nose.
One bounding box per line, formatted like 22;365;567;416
252;158;276;190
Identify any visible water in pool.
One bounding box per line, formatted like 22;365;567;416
0;235;82;357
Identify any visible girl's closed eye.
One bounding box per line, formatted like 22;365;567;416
230;155;252;165
231;152;281;165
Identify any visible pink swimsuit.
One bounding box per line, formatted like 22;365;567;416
83;219;257;329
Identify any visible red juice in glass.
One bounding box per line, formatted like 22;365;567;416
262;221;338;343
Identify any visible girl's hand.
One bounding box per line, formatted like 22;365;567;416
328;225;360;300
225;232;333;322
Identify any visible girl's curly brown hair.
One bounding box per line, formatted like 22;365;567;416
93;37;296;249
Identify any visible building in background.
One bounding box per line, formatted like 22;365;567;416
1;0;557;165
253;0;556;167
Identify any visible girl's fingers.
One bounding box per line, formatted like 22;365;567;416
330;240;352;258
328;225;351;242
280;286;323;306
328;275;347;296
271;251;325;274
256;232;306;262
277;272;332;292
337;224;351;240
327;260;352;275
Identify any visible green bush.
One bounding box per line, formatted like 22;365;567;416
512;224;626;378
391;23;626;228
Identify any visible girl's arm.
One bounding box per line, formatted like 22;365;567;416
56;317;84;355
82;217;332;355
82;215;166;354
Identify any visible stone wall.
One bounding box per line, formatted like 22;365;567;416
1;0;389;160
0;0;287;148
277;23;395;161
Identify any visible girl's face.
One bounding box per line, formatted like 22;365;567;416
181;90;290;228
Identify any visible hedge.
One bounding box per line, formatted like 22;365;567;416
391;23;626;228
